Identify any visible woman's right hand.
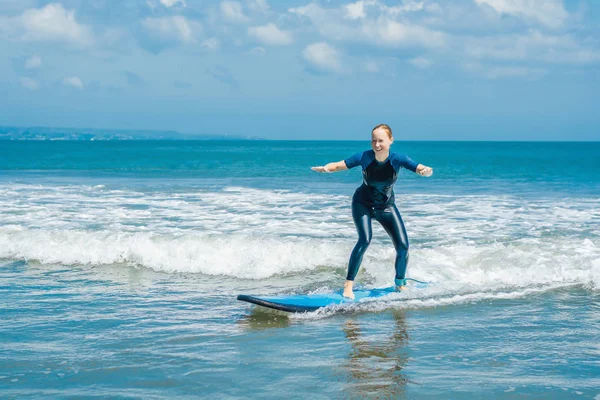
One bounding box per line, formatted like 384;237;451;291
311;166;330;173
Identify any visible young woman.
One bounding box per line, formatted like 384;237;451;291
311;124;433;299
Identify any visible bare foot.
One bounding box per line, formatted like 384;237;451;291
396;285;407;291
343;280;355;299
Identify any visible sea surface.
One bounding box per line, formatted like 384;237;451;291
1;140;599;399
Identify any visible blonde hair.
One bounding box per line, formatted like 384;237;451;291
372;124;393;139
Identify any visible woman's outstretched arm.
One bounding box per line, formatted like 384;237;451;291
311;160;348;173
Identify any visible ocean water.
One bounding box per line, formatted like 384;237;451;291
0;140;599;399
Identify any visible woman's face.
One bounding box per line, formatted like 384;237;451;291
371;128;393;154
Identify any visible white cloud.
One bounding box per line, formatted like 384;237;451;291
20;77;39;90
248;23;293;46
249;46;267;56
160;0;186;7
288;1;596;77
0;3;93;46
248;0;270;13
141;16;199;44
343;0;426;20
384;1;427;15
464;30;600;65
409;56;432;68
25;55;42;69
221;1;249;24
302;42;343;73
290;3;445;49
290;3;361;41
202;37;219;50
146;0;186;10
362;18;445;48
63;76;84;89
344;1;375;20
424;3;443;14
475;0;568;29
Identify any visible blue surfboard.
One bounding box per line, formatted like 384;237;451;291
237;286;399;313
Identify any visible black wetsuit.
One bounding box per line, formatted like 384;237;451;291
343;150;419;286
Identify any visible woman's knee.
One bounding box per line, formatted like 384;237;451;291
395;238;409;252
356;235;372;251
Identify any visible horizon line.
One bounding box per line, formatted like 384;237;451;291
1;124;597;142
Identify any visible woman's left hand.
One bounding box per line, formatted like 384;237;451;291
417;165;433;177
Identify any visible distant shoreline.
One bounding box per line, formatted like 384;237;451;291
0;125;597;142
0;125;262;141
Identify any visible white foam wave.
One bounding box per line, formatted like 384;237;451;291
293;285;571;320
1;226;598;289
0;226;349;278
1;184;598;242
1;184;598;300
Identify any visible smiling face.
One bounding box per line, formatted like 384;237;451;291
371;126;393;155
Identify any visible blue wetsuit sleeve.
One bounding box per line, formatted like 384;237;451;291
343;152;364;169
391;153;419;173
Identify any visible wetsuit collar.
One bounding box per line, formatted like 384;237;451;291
373;150;390;163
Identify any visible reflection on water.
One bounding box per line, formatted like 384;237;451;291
238;307;291;330
341;310;411;399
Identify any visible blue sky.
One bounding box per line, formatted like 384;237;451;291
0;0;598;140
